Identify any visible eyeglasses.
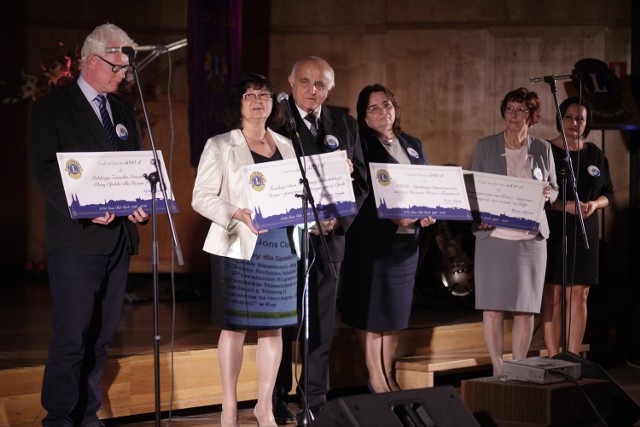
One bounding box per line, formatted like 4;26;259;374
242;92;273;101
505;106;529;116
95;55;131;73
366;100;394;114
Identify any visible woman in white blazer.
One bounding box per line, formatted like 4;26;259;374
192;74;297;427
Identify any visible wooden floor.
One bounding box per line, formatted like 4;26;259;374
1;273;639;426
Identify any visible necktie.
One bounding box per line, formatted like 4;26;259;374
96;94;117;150
304;113;319;138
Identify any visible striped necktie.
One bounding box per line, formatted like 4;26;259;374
96;94;117;150
304;113;319;138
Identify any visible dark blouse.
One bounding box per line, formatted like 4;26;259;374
250;147;283;164
545;141;614;284
550;142;613;205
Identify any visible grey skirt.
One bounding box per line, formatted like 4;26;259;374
474;235;546;313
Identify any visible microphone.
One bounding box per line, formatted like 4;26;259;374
529;74;578;84
105;45;167;54
277;92;297;131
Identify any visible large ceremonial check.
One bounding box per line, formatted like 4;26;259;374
369;163;472;220
464;171;546;232
56;150;178;219
243;150;357;230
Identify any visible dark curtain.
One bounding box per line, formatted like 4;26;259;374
187;0;243;166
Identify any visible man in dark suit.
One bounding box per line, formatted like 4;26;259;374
273;56;368;424
28;23;148;427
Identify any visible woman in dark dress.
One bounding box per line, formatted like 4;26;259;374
192;74;297;427
342;84;435;393
542;97;614;356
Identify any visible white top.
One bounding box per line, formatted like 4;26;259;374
491;145;537;241
192;128;297;259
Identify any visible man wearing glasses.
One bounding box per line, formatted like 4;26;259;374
29;23;147;427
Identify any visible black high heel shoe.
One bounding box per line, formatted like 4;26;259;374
273;398;296;424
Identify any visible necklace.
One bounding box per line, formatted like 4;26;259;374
242;131;267;145
242;130;274;157
504;132;527;150
380;136;400;162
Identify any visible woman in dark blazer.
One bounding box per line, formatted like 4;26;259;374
341;84;435;393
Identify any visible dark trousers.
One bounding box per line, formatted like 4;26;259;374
273;236;343;408
41;238;130;427
275;257;340;408
301;259;340;408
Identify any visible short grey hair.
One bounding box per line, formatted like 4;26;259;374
81;23;134;62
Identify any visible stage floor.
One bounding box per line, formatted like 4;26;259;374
2;273;639;426
0;272;481;370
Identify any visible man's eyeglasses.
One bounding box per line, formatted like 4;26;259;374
242;93;273;101
95;55;131;73
505;106;529;116
366;100;394;114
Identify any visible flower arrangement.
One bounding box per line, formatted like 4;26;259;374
2;42;82;103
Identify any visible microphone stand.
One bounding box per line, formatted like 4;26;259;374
123;46;185;427
542;76;589;353
136;38;188;72
281;102;336;427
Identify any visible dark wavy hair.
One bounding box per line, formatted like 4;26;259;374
500;87;541;126
224;73;284;130
556;96;592;138
356;83;401;140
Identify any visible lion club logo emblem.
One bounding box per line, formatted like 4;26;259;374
249;171;266;192
376;169;392;187
65;159;83;180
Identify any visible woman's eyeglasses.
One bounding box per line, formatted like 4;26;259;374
367;100;394;114
505;106;529;116
242;93;273;101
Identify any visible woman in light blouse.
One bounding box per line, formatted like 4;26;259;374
471;87;558;376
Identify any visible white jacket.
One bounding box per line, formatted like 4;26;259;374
192;128;297;260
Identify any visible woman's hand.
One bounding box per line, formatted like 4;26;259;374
542;183;552;202
391;218;418;227
558;200;586;217
478;223;494;230
391;217;436;227
418;217;436;227
232;208;265;235
556;197;605;217
581;201;597;218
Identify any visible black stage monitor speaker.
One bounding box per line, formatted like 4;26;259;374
313;385;481;427
552;352;640;426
